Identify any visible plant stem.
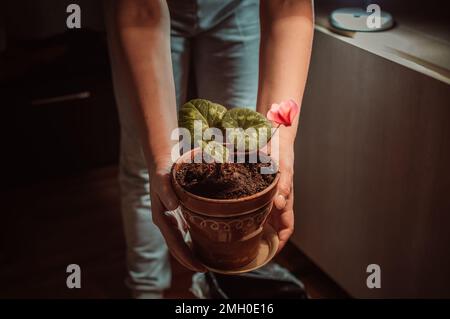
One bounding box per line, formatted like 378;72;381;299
267;123;281;144
265;124;281;156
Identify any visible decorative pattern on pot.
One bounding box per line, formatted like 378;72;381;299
180;202;272;243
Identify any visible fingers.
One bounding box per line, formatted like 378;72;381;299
274;170;292;210
165;209;189;233
270;187;295;254
151;192;206;272
276;207;294;253
274;194;287;210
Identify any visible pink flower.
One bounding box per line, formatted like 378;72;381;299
266;99;299;127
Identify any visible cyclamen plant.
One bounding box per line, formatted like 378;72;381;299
178;98;299;162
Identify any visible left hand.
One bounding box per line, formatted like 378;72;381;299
268;142;295;253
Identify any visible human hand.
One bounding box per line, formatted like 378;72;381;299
268;143;295;253
149;159;206;272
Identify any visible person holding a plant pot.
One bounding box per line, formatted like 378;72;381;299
105;0;313;298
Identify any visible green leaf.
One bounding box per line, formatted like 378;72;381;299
178;99;227;145
221;108;272;151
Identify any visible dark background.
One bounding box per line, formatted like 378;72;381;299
1;0;449;188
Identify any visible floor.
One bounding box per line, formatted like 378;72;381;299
0;166;348;299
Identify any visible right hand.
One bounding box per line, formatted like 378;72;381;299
149;160;206;272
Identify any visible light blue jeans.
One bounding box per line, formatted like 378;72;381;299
105;0;260;296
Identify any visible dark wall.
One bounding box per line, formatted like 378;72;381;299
1;27;119;188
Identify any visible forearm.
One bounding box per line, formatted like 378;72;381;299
257;0;314;144
115;0;177;171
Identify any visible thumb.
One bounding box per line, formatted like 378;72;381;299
274;172;291;210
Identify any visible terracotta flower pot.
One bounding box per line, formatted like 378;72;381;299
171;148;280;270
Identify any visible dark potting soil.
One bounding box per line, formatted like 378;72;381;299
175;162;276;199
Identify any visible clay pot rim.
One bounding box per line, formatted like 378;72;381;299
171;147;280;204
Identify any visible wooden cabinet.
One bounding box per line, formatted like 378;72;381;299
292;29;450;298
